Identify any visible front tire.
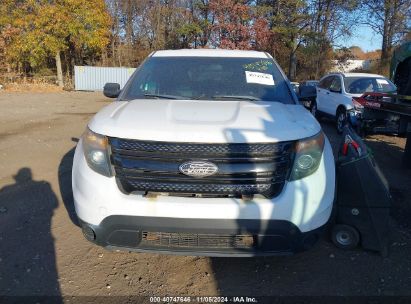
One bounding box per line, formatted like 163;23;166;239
336;108;347;134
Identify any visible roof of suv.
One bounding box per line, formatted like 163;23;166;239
325;72;385;78
152;49;271;58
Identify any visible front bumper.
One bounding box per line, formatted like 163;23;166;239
79;216;327;257
72;137;335;256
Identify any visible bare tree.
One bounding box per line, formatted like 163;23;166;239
362;0;411;72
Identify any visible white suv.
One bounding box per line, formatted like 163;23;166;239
313;73;396;133
72;49;335;256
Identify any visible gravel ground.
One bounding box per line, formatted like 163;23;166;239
0;92;410;297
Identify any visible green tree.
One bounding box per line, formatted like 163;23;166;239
270;0;311;80
3;0;111;86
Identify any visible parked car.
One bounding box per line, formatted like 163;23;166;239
298;80;319;110
298;84;317;110
313;72;397;133
72;49;336;256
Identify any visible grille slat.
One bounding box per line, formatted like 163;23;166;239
116;176;282;185
123;180;275;194
111;138;286;155
112;155;289;176
141;231;255;249
115;168;287;184
109;138;294;198
111;147;290;163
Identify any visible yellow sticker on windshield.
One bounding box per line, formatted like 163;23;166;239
243;60;272;71
245;71;275;86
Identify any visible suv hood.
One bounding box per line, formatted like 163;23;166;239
89;99;321;143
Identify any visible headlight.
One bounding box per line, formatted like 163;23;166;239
352;98;364;112
289;132;325;181
82;128;112;177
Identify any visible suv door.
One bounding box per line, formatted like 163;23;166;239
316;75;334;114
328;76;343;116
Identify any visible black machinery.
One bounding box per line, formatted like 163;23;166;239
332;126;391;256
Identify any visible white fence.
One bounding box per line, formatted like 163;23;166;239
74;66;136;91
331;60;371;73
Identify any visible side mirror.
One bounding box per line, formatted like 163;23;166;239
103;83;121;98
298;85;317;100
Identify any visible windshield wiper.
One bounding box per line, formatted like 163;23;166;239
212;95;261;101
143;94;261;101
143;93;185;100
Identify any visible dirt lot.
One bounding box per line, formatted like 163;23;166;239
0;91;411;297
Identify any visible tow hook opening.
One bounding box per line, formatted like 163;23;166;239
82;224;96;241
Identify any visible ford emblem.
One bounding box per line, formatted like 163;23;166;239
179;161;219;177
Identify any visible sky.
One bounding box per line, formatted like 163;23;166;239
337;25;382;52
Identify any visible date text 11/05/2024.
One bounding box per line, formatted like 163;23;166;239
149;296;258;303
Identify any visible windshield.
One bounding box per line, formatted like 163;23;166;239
120;56;294;104
343;76;396;94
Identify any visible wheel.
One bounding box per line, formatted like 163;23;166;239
336;108;347;134
331;224;360;250
310;100;318;118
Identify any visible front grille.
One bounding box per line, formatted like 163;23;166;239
141;231;255;249
109;138;294;198
115;140;285;154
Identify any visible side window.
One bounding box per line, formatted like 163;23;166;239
329;77;342;92
319;76;334;89
318;77;327;88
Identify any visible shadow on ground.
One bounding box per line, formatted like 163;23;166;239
0;168;61;298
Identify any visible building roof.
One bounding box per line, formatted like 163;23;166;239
152;49;271;58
